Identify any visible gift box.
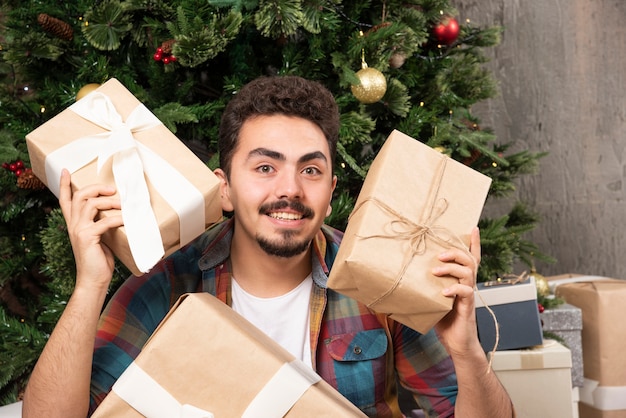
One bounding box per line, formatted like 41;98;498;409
26;79;223;275
328;130;492;333
474;276;543;352
92;293;367;417
555;277;626;417
490;340;575;418
540;303;584;387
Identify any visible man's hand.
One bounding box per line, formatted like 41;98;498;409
432;226;482;356
58;168;123;289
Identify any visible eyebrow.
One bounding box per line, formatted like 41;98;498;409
247;148;328;165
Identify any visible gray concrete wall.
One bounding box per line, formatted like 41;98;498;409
455;0;626;278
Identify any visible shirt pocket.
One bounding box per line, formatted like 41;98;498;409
324;329;388;412
325;329;388;361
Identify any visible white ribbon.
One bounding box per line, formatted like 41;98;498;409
112;363;214;418
241;360;321;418
580;378;626;411
44;91;205;273
112;360;320;418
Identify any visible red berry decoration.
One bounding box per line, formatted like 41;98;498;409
153;41;176;65
537;303;545;313
4;160;26;176
433;16;460;45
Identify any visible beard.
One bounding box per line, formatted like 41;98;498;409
256;199;315;258
257;232;312;258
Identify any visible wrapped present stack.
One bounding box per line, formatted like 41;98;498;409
26;78;223;276
549;274;626;418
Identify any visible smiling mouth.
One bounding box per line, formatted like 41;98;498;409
261;200;313;221
268;211;303;221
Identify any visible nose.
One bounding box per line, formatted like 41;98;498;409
275;169;303;199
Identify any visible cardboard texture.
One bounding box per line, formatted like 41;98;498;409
555;277;626;416
328;130;491;333
490;340;575;418
92;293;367;417
26;79;222;275
474;277;543;352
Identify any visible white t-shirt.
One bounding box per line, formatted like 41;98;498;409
231;275;313;368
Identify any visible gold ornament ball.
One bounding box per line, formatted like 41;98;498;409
531;269;551;297
351;67;387;104
76;83;101;101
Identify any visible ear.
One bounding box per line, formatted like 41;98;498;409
326;175;338;217
214;168;234;212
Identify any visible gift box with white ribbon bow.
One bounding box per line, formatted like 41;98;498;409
26;78;222;275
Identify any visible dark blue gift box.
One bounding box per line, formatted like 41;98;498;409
475;277;543;352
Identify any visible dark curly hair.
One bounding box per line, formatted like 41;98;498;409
218;76;340;178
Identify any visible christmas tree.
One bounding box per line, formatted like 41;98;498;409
0;0;550;403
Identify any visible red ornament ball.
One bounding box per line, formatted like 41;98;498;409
537;303;545;313
153;52;162;61
433;17;460;45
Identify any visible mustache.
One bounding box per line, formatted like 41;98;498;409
259;200;314;218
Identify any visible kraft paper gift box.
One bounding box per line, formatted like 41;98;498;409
554;277;626;418
474;276;543;352
26;78;222;276
490;340;575;418
328;129;492;333
92;293;367;417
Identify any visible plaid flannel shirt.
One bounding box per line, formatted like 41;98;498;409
90;219;458;417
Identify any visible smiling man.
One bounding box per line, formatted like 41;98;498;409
23;76;513;417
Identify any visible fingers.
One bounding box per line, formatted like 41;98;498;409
58;169;72;218
469;226;482;265
58;169;120;229
433;227;481;288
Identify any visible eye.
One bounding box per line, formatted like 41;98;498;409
256;164;274;174
302;166;321;176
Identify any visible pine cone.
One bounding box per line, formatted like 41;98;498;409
160;39;176;54
37;13;73;41
17;170;46;190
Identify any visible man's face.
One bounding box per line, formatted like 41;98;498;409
216;114;337;258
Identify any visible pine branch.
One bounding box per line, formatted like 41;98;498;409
82;0;133;51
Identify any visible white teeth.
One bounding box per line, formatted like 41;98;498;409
269;212;302;220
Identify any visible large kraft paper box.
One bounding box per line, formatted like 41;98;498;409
554;277;626;418
26;79;222;276
328;130;491;333
474;277;543;352
92;293;367;417
490;340;575;418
